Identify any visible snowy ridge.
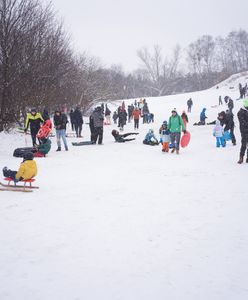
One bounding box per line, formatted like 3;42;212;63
0;74;247;300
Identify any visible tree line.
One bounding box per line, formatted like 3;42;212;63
0;0;248;131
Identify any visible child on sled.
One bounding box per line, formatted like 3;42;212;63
143;129;159;145
3;152;37;182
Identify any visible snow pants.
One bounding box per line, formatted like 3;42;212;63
162;142;169;152
3;168;17;181
216;137;225;147
170;132;181;150
240;133;248;158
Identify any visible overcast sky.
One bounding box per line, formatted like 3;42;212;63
48;0;248;72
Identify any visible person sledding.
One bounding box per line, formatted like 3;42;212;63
159;121;170;152
194;108;207;125
168;108;186;154
33;137;52;157
143;129;159;145
2;152;37;183
112;130;139;143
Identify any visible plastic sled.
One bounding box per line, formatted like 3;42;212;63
181;132;191;148
223;131;231;141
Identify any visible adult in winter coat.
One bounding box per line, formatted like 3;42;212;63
181;111;189;129
69;109;75;131
224;110;236;145
228;98;234;114
91;106;104;144
118;108;127;131
132;107;141;129
112;130;138;142
187;98;193;112
2;152;37;182
237;99;248;163
105;104;111;125
112;111;118;124
24;108;44;146
168;108;186;154
200;108;207;124
73;107;84;137
53;110;68;151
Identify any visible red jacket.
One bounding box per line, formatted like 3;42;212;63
132;110;141;120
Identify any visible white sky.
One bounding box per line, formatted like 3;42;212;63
48;0;248;72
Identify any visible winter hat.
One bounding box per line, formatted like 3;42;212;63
23;152;34;161
243;98;248;108
171;108;177;113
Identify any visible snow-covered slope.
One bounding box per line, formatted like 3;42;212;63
0;75;247;300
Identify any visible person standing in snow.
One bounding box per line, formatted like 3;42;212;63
105;104;111;125
73;107;84;138
181;111;189;129
219;96;223;105
228;98;234;114
224;110;236;146
159;121;170;152
53;110;69;151
132;107;141;130
213;120;225;148
24;108;44;146
69;109;75;131
91;106;104;144
187;98;193;113
168;108;186;154
237;99;248;164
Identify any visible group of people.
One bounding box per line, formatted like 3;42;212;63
112;108;187;155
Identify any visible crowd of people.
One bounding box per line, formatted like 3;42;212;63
2;84;248;185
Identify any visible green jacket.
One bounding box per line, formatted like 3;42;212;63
168;114;185;133
38;139;51;154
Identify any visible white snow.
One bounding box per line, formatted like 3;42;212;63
0;76;248;300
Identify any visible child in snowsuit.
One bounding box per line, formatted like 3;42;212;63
213;120;225;147
34;137;52;157
112;130;139;142
143;129;159;145
2;152;37;182
181;111;189;129
159;121;170;152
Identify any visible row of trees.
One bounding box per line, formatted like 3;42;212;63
0;0;248;131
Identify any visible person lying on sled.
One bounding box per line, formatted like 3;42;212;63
2;152;37;183
112;129;139;142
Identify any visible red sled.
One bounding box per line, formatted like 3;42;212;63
181;131;191;148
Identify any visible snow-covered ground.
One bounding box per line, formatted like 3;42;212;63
0;75;247;300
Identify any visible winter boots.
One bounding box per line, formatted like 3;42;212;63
56;147;61;152
171;148;175;153
237;156;243;164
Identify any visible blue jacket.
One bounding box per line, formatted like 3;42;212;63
200;108;207;122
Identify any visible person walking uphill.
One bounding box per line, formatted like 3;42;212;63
237;99;248;164
24;108;44;146
168;108;186;154
53;110;68;151
91;106;104;144
132;107;141;129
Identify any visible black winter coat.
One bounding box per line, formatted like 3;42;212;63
73;109;84;125
237;107;248;134
224;112;234;131
54;113;68;130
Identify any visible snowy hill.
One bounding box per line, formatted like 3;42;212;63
0;74;247;300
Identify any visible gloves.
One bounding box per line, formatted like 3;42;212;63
183;130;187;134
24;129;27;133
